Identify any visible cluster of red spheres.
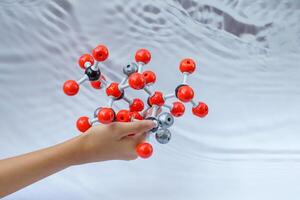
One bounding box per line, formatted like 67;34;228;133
63;44;209;159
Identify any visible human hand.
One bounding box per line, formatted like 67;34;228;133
73;120;156;164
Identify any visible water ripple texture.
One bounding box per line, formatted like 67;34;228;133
0;0;300;200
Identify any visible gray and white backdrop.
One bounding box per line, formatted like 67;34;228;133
0;0;300;199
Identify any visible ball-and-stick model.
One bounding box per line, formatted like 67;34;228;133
63;44;208;159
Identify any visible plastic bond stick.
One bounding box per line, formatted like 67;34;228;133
63;45;209;159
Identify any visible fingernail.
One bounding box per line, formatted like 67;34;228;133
147;120;156;128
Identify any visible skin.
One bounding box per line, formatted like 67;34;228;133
0;120;156;198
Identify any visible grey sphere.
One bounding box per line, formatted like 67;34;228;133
158;112;174;129
155;128;171;144
123;63;138;76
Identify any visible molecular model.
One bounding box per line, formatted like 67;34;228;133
63;44;208;159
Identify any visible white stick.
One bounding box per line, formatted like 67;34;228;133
100;76;108;86
84;61;92;69
190;99;197;107
182;72;189;84
122;94;132;104
143;86;152;96
119;83;129;90
108;98;115;107
142;105;150;116
89;117;98;125
164;93;176;100
91;61;99;71
162;104;172;110
77;75;88;85
137;62;144;73
151;105;159;117
118;76;128;89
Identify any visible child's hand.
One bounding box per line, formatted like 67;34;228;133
74;120;156;164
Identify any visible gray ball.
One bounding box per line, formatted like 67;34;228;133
158;112;174;129
123;63;138;76
155;128;171;144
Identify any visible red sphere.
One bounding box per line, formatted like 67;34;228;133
136;142;153;159
78;54;94;69
92;45;109;61
97;107;115;124
63;80;79;96
130;112;144;120
90;80;101;89
90;75;106;89
143;70;156;85
192;102;209;118
76;116;91;132
179;58;196;74
116;110;131;122
128;72;146;90
171;101;185;117
130;98;144;112
176;85;194;102
106;82;123;99
135;49;151;64
148;91;165;106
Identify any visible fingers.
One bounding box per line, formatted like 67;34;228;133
134;132;148;145
116;120;155;137
122;132;148;159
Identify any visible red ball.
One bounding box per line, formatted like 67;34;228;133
192;102;208;118
148;91;165;106
143;70;156;85
90;75;106;89
130;112;144;120
76;116;91;132
92;45;109;61
116;110;131;122
171;101;185;117
106;82;123;99
135;49;151;64
130;98;144;112
90;80;101;89
97;107;115;124
63;80;79;96
78;54;94;69
128;72;146;90
176;85;194;102
136;142;153;159
179;58;196;74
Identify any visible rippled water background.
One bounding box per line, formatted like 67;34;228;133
0;0;300;199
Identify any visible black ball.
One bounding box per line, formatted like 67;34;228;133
85;67;101;81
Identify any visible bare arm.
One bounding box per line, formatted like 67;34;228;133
0;120;155;198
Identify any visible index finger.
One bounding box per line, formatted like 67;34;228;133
117;120;156;137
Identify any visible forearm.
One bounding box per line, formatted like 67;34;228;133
0;120;154;198
0;136;82;198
